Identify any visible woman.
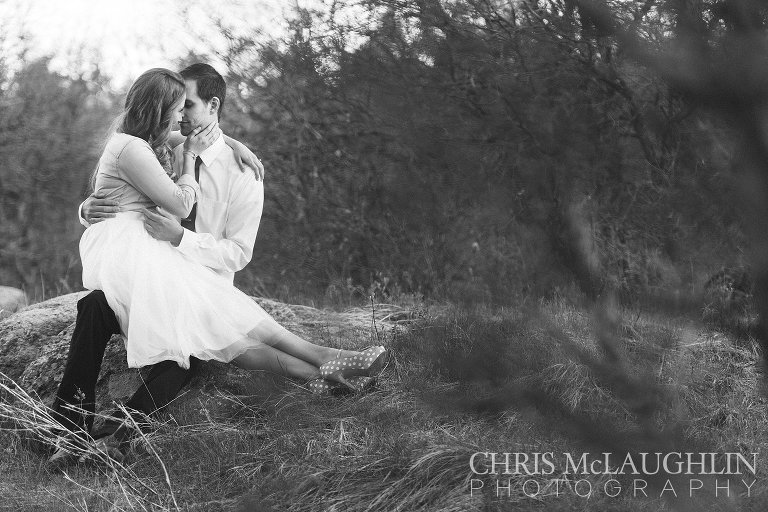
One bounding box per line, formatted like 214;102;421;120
80;68;387;395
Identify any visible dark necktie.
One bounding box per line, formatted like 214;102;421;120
180;156;202;232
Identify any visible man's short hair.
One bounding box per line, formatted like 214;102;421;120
180;63;227;119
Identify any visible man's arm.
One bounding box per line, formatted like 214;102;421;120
223;134;264;180
79;193;120;226
143;172;264;274
78;200;89;228
176;175;264;273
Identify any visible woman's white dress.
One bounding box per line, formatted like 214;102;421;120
80;133;272;369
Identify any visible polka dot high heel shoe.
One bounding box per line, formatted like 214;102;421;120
307;376;377;395
307;378;347;395
319;346;388;389
347;375;376;393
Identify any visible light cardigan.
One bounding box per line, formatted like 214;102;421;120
92;133;199;218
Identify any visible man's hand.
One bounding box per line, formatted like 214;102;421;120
227;138;264;181
142;207;184;246
82;192;120;224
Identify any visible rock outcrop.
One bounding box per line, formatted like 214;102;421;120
0;292;388;425
0;286;27;320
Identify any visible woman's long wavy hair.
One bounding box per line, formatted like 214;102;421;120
90;68;185;189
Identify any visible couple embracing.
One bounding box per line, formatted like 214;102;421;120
49;64;388;463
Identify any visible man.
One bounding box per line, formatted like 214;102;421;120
50;63;264;462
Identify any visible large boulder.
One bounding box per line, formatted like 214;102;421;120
0;286;27;320
0;292;388;425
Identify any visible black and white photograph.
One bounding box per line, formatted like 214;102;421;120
1;0;767;510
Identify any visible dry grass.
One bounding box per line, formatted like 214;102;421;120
2;297;768;511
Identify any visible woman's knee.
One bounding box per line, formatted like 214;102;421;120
247;321;286;346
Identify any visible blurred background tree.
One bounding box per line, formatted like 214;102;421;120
0;0;752;308
0;45;116;297
220;0;745;305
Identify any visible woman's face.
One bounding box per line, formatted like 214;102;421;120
170;94;186;131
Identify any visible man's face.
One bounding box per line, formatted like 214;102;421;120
179;79;217;136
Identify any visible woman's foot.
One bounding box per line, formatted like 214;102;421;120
319;346;388;388
320;347;358;364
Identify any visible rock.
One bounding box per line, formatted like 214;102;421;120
0;286;27;320
0;292;85;389
0;292;393;427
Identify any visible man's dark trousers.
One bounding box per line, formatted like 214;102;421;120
51;290;198;441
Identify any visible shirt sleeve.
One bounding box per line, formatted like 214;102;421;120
77;200;90;228
176;174;264;273
117;139;199;218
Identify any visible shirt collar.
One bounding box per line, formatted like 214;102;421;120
198;129;226;167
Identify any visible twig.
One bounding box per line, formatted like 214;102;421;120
370;294;381;345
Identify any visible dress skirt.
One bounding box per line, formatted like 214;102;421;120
80;211;271;369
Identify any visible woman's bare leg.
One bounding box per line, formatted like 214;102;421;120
231;344;320;380
248;319;357;368
235;321;385;390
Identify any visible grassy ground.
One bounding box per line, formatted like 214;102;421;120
2;295;768;511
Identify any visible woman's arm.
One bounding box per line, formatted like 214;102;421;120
119;140;199;218
118;125;216;216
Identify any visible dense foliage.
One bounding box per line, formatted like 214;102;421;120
0;0;756;304
0;56;116;298
222;0;746;304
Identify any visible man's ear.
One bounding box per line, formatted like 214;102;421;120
209;97;220;116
